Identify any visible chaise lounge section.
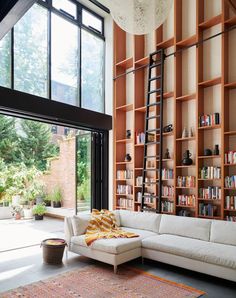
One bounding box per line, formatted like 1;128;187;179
65;210;236;281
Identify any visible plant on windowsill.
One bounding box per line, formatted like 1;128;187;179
52;186;62;208
11;205;23;220
32;203;47;220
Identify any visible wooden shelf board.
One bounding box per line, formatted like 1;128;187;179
158;159;174;162
198;77;221;87
224;209;236;211
134;201;141;204
176;165;196;168
161;211;174;214
116;179;133;181
198;178;221;181
198;215;221;219
224;163;236;167
162;196;174;199
198;155;221;159
199;14;222;29
157;91;174;99
176;93;196;102
198;125;221;130
135;167;143;170
116;103;133;112
116;207;133;210
116;138;133;143
176;205;195;208
135;143;144;147
116;57;133;69
198;198;221;201
115;194;133;196
224;131;236;136
176;137;195;142
224;16;236;26
134;185;142;188
176;35;197;47
135;56;149;67
176;187;196;189
116;161;133;165
224;188;236;190
157;37;174;49
225;81;236;89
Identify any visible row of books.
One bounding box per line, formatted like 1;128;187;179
199;166;221;179
178;210;191;217
117;185;132;195
199;113;220;127
160;168;174;179
161;201;174;213
225;176;236;188
225;196;236;210
136;176;156;187
162;186;174;197
199;187;221;200
178;195;196;206
136;132;145;144
177;176;195;187
226;216;236;222
199;203;218;217
117;198;133;208
224;151;236;164
117;170;133;180
143;192;155;204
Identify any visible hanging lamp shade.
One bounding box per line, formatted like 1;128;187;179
106;0;173;35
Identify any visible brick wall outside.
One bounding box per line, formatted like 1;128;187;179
42;137;76;208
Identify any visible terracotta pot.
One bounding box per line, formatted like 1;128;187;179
15;213;21;220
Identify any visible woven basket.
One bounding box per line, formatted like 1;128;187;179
41;238;67;264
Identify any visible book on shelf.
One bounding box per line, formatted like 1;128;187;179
117;198;133;209
136;132;145;144
143;192;155;204
178;209;191;217
178;195;196;206
199;187;221;200
136;192;142;203
199;203;217;217
161;201;174;213
225;196;236;210
117;184;132;195
199;166;221;179
157;168;174;180
225;151;236;164
177;176;195;187
162;186;174;197
226;216;236;222
136;176;143;186
225;176;236;188
199;113;220;127
117;170;133;180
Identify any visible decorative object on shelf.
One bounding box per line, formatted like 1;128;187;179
182;150;193;166
147;133;155;142
125;153;132;162
164;148;171;159
105;0;173;35
182;127;188;138
214;144;220;156
204;148;212;156
188;127;194;138
126;129;131;139
163;124;173;133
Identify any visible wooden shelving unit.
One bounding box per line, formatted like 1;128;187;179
113;0;236;221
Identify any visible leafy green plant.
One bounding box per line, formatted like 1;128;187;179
11;205;22;216
77;179;90;202
52;186;62;203
32;203;46;216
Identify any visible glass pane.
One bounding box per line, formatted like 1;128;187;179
0;32;11;88
52;0;76;19
51;13;79;106
81;30;104;113
76;132;91;213
82;9;102;34
14;4;48;97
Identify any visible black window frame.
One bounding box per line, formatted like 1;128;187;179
4;0;105;113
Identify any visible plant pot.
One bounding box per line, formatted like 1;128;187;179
36;197;44;205
23;208;33;219
53;201;61;208
44;201;51;207
15;213;21;220
35;214;44;220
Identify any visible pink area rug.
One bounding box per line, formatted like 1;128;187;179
0;265;205;298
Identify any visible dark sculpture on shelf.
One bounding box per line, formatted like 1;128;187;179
164;148;171;159
125;153;132;162
163;124;173;133
214;144;219;155
182;150;193;165
204;148;212;156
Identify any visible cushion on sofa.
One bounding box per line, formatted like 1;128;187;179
71;214;91;236
142;234;236;269
71;235;141;254
159;214;211;241
118;210;161;233
210;220;236;246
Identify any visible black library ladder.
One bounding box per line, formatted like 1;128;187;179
141;49;165;213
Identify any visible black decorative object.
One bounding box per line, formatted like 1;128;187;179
214;144;219;155
126;129;131;139
125;153;132;162
182;150;193;165
164;148;171;159
163;124;173;133
204;148;212;156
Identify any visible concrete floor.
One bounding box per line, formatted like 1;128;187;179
0;218;236;297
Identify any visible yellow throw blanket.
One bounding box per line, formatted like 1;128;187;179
85;209;139;246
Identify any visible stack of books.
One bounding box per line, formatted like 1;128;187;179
162;186;174;197
225;196;236;210
199;113;220;127
117;185;132;195
226;216;236;222
225;176;236;188
224;151;236;164
199;203;217;217
117;170;133;179
178;195;196;206
161;168;174;179
117;198;133;208
177;176;195;187
199;187;221;200
161;201;174;213
199;166;221;179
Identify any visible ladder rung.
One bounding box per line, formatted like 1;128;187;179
145;141;160;146
147;115;160;120
150;49;163;56
150;62;161;69
147;102;160;107
146;128;160;133
149;75;161;82
148;88;161;95
144;155;160;159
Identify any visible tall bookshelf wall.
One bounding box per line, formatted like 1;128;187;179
113;0;236;220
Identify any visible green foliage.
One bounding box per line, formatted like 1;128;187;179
51;186;62;203
77;179;90;201
11;205;23;216
0;32;11;88
32;203;46;216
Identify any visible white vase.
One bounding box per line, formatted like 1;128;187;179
23;208;33;219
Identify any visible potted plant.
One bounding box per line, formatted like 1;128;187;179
52;186;62;208
43;194;52;207
32;203;47;220
11;205;23;220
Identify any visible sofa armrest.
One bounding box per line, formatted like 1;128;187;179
64;216;74;248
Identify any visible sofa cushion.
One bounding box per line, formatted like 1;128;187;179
210;220;236;246
142;234;236;269
71;214;91;236
112;210;121;226
118;210;161;233
159;214;211;241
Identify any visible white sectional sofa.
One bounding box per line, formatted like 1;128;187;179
64;210;236;282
